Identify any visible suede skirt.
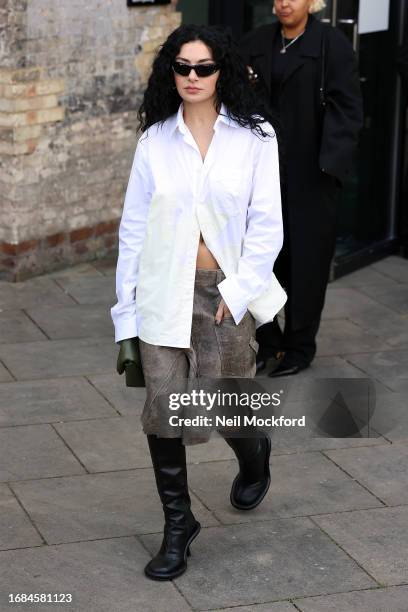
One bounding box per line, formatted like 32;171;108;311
139;268;259;445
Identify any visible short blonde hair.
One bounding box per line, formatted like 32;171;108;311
273;0;327;14
310;0;326;11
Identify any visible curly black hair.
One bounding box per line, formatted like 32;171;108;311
137;24;278;139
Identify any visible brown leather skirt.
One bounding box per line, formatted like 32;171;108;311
139;268;259;445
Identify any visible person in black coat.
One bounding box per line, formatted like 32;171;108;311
240;0;364;376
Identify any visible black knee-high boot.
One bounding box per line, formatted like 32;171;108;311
224;434;271;510
144;435;201;581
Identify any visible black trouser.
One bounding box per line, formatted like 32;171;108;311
256;176;341;368
256;311;321;367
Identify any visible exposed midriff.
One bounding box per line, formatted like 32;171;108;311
196;232;220;269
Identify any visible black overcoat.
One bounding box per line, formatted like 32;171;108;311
240;15;363;329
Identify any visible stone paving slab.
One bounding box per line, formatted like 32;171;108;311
0;310;47;344
323;443;408;505
187;435;236;463
323;284;408;349
322;286;391;319
54;417;237;472
357;284;408;315
332;264;400;287
372;255;408;283
313;506;408;584
0;278;75;310
0;424;85;482
0;537;192;612
11;470;219;545
345;349;408;393
0;377;115;426
53;275;116;305
385;379;408;393
26;304;113;340
45;263;103;279
209;603;296;612
316;319;391;356
141;520;375;610
267;359;391;402
0;338;117;380
54;416;152;471
369;390;408;441
344;304;408;349
357;314;408;349
260;362;380;394
0;484;43;550
187;453;382;525
269;429;386;455
87;372;146;414
0;362;13;383
295;585;408;611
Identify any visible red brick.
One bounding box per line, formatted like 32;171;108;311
46;232;65;247
69;227;93;243
0;239;38;255
95;219;119;237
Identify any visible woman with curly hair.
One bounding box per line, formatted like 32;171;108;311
241;0;363;376
111;24;286;580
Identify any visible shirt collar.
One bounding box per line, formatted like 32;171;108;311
168;102;240;135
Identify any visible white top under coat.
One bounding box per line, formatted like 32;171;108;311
111;103;287;347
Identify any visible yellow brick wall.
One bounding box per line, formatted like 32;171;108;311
0;1;183;279
0;69;65;156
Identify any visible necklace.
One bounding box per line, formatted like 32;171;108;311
280;29;305;54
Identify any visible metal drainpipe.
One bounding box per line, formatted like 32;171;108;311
331;0;338;26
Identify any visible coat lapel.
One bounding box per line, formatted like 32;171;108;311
245;16;324;94
281;15;322;86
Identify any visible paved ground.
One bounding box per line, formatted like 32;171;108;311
0;255;407;612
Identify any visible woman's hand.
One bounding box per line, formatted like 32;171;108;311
215;298;233;325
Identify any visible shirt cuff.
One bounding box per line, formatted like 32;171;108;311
217;275;249;325
113;316;139;344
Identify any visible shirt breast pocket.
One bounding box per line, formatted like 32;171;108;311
209;168;251;217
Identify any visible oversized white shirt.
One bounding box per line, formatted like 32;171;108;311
111;103;287;348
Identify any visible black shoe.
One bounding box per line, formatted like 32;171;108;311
224;435;271;510
256;357;268;374
268;360;310;378
256;351;284;375
144;435;201;581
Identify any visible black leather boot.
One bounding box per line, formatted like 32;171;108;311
144;435;201;581
224;434;271;510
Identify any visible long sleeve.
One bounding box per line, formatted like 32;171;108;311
217;124;284;324
319;27;364;184
111;135;152;343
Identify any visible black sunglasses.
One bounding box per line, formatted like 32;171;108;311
172;61;220;78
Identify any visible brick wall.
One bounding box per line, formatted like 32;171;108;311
0;0;181;281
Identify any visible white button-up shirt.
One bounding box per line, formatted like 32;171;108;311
111;103;287;348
